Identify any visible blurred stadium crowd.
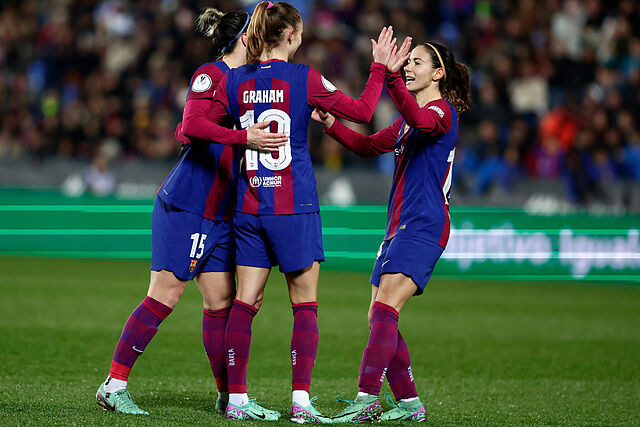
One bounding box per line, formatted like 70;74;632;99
1;0;639;203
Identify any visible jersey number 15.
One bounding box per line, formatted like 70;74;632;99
239;109;292;171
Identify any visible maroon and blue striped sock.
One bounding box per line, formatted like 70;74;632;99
386;331;418;400
109;296;172;381
225;299;258;393
358;301;399;396
291;302;319;392
203;306;231;393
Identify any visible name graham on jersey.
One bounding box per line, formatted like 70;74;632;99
243;89;284;104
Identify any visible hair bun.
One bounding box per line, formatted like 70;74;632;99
196;8;224;38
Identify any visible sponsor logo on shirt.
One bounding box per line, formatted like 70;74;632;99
321;75;337;92
249;176;262;188
192;73;212;93
242;89;284;104
249;175;282;188
427;105;445;118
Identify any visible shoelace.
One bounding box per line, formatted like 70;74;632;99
335;395;354;405
247;396;280;415
384;392;399;408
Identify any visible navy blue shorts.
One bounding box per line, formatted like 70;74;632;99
150;197;235;281
234;211;325;273
370;236;444;295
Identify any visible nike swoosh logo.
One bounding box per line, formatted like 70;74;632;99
254;412;266;419
132;346;144;353
382;260;390;267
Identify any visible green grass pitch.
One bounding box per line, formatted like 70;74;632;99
0;256;638;426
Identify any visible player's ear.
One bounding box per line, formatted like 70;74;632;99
240;32;248;47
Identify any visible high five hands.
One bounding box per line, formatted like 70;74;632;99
313;28;413;129
372;26;412;71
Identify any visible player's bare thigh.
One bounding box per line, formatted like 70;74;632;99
195;271;236;310
236;265;270;309
147;270;188;309
285;261;320;304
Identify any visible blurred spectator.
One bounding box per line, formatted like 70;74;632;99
1;0;640;209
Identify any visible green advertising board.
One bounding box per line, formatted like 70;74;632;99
0;188;637;282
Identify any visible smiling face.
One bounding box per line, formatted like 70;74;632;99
403;45;445;93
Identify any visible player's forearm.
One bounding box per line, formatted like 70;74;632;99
330;62;385;123
324;120;381;158
182;114;247;146
386;71;439;132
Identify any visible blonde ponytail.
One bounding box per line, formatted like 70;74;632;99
246;1;302;63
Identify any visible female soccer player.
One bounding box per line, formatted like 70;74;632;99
195;1;398;422
313;38;471;422
95;8;286;415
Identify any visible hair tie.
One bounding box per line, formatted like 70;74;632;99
221;13;251;54
267;1;274;8
425;42;446;80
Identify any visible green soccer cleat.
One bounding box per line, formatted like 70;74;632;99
215;394;228;414
290;396;333;424
225;397;280;421
331;395;382;423
95;383;149;415
380;393;426;422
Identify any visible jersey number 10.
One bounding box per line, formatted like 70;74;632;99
239;109;292;171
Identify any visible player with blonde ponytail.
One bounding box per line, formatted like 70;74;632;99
95;8;287;417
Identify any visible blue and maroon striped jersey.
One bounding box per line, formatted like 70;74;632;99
326;92;457;248
158;61;240;221
384;98;457;246
213;60;385;215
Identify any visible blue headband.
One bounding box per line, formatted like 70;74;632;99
221;14;250;53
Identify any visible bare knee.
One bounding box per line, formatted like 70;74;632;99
196;272;236;310
236;288;264;310
286;262;319;304
148;270;187;309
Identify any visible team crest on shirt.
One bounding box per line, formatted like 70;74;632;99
321;75;337;92
189;259;198;272
192;74;212;93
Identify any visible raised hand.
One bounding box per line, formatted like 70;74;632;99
246;121;287;151
371;26;397;66
387;36;412;73
311;108;335;129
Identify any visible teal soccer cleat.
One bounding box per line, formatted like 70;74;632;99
380;393;426;422
290;396;333;424
95;383;149;415
331;395;382;423
225;397;281;421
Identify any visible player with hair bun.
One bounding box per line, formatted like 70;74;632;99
193;1;399;422
95;8;286;416
313;38;471;423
